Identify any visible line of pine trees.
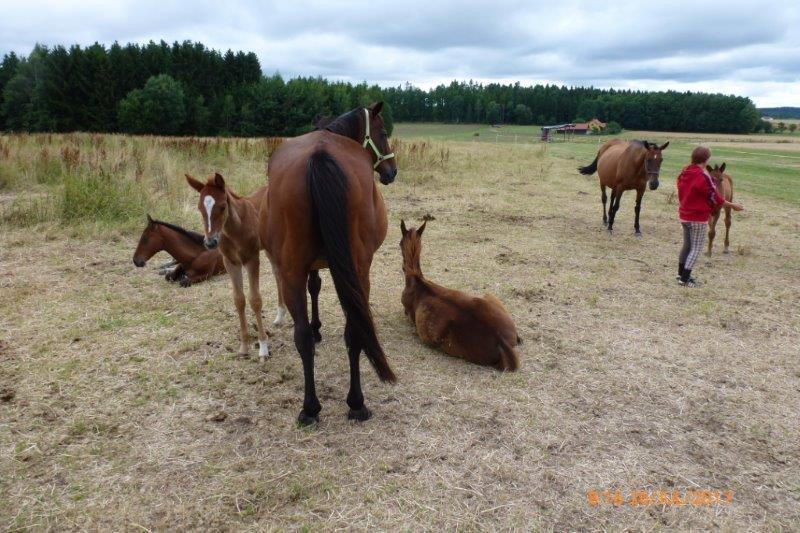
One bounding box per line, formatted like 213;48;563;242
0;41;763;136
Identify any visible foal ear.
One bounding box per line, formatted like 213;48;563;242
146;213;153;223
400;219;408;236
417;220;427;237
186;174;204;192
659;141;670;150
369;101;384;116
719;162;726;173
214;172;226;189
706;165;714;172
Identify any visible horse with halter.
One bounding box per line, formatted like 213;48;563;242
133;215;225;286
259;102;397;425
579;139;669;235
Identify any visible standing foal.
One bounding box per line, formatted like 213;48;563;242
186;173;270;361
400;219;520;371
706;163;735;255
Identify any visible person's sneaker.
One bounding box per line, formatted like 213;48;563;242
679;278;702;288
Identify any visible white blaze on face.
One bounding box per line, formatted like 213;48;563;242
203;195;215;234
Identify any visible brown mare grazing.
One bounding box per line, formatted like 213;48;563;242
400;220;520;371
706;163;734;255
186;173;272;361
133;215;225;286
579;139;669;235
260;102;397;425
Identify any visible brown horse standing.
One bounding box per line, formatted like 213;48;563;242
186;173;271;361
706;163;734;255
260;102;397;425
400;220;520;371
579;139;669;235
133;215;226;286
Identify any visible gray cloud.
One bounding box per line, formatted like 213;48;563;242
2;0;798;106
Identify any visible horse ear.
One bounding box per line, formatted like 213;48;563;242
147;213;153;223
186;174;204;192
719;162;726;173
706;165;713;172
214;172;225;189
400;219;408;236
660;141;670;150
417;220;426;237
369;101;384;116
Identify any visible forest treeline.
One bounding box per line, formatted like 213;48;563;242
0;40;764;136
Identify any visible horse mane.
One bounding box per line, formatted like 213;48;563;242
318;108;363;141
152;219;205;246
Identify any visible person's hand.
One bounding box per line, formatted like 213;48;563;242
729;202;745;212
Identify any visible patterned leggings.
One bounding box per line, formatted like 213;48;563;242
679;222;707;270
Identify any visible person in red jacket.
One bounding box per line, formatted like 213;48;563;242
676;146;744;287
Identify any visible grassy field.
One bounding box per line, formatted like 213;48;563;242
1;126;799;530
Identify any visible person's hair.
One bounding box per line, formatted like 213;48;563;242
691;146;711;165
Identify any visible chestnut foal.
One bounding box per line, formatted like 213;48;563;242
186;173;270;361
706;163;735;255
133;215;225;286
400;220;520;371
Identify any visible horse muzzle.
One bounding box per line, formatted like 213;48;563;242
379;167;397;185
204;235;220;249
648;177;660;190
133;257;145;268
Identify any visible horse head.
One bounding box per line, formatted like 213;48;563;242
364;102;397;185
133;214;163;267
186;172;230;250
642;141;669;190
399;218;429;276
706;162;726;187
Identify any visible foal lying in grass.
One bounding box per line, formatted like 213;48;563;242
400;219;520;371
133;215;225;286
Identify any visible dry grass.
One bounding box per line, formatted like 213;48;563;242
1;132;799;530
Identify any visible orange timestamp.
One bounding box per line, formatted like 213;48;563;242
587;489;734;507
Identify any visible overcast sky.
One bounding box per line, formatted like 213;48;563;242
2;0;799;107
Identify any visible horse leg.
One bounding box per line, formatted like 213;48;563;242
634;187;645;237
601;184;608;226
723;206;732;254
308;270;322;343
271;263;288;326
245;258;270;362
608;188;623;233
344;320;370;421
225;258;250;356
284;271;320;425
707;212;719;256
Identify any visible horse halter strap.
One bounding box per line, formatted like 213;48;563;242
362;108;395;170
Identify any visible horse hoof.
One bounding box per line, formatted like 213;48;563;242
297;410;319;426
635;231;642;238
602;220;608;226
347;406;372;421
723;249;730;255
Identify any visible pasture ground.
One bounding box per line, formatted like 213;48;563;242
1;127;799;530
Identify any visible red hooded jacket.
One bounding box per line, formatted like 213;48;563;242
677;164;725;223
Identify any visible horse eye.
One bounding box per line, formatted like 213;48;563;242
220;206;226;212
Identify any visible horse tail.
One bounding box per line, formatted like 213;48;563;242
578;155;598;175
497;336;520;372
306;150;396;383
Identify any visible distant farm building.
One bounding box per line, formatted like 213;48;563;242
540;119;606;141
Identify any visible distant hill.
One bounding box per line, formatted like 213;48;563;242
759;107;800;119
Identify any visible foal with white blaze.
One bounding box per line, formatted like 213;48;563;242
186;173;270;361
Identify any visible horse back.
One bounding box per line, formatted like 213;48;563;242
263;131;386;267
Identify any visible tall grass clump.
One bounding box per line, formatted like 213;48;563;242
60;169;147;224
394;140;450;170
